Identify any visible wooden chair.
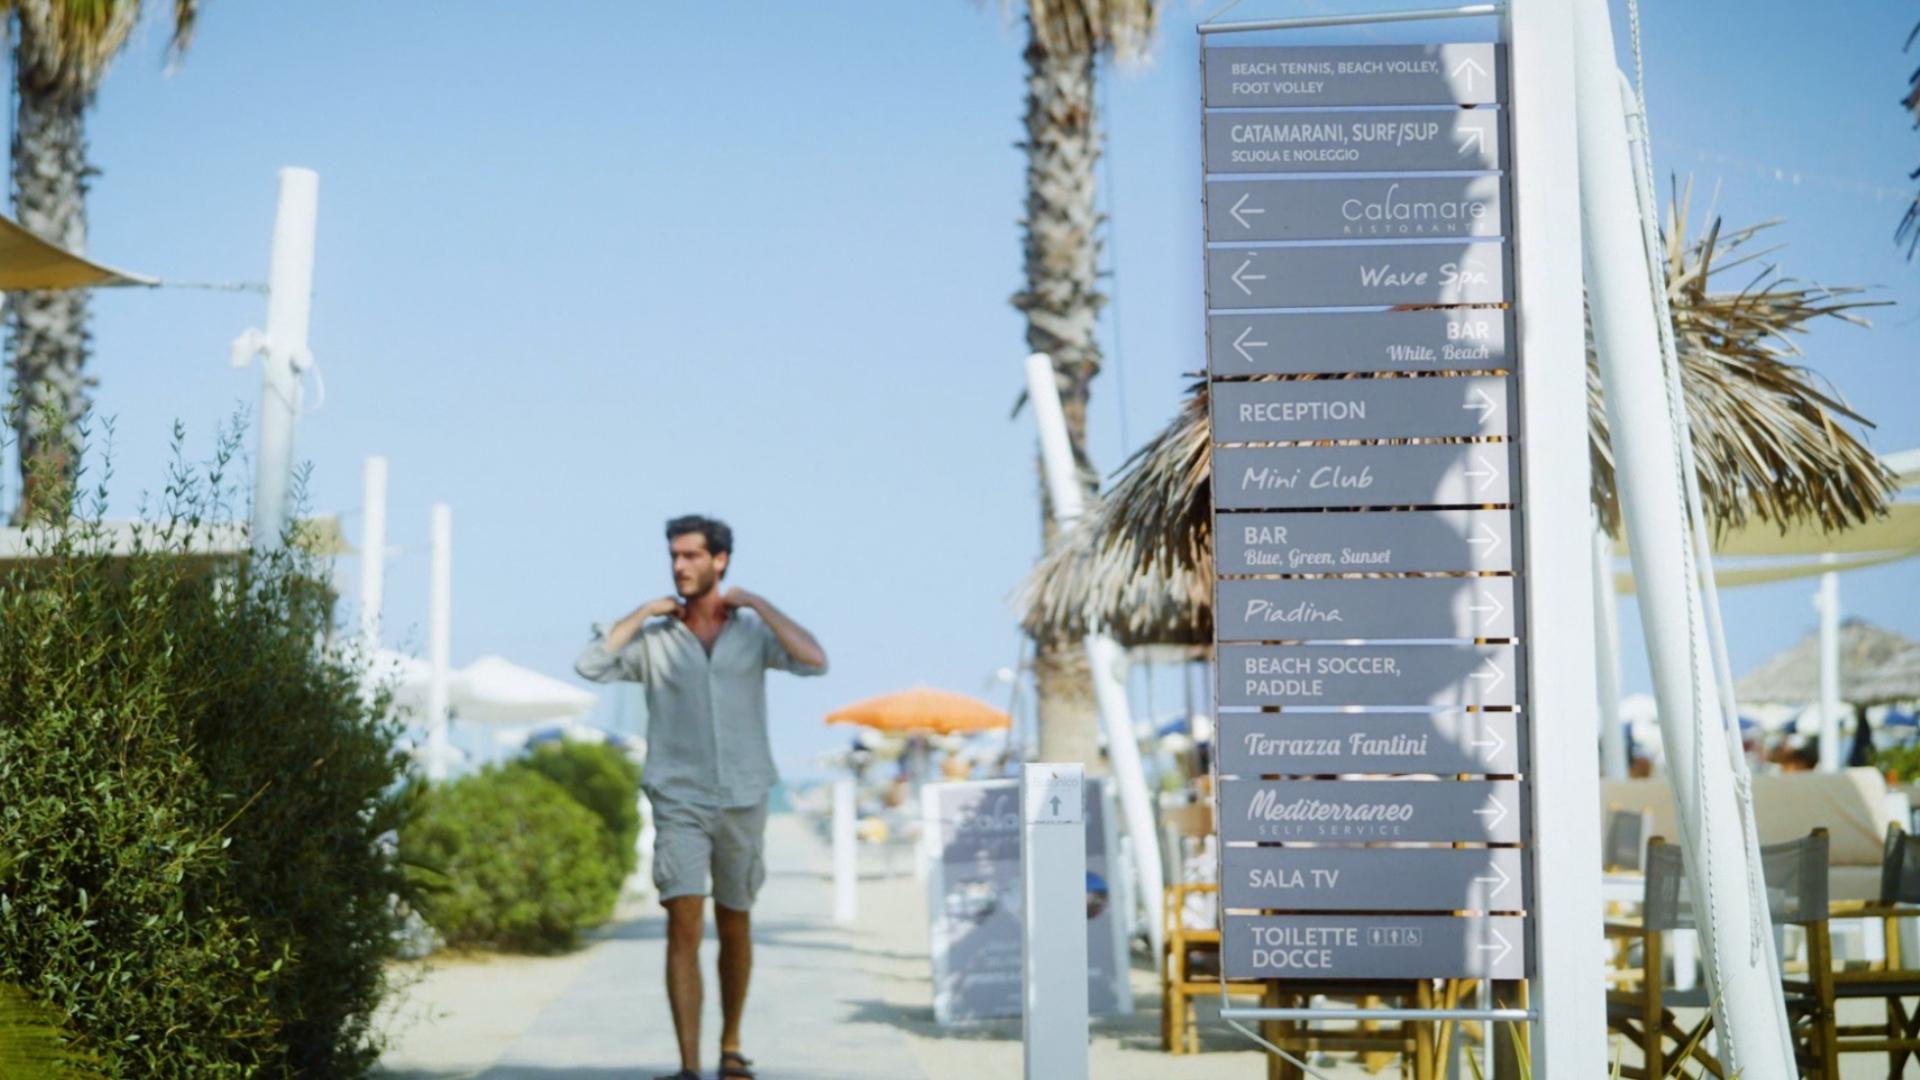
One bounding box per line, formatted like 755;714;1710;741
1604;807;1653;872
1160;880;1264;1054
1607;829;1835;1079
1825;822;1920;1073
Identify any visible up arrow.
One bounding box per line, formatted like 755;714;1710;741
1458;125;1486;158
1473;861;1512;901
1464;454;1499;492
1467;589;1505;626
1229;192;1266;230
1467;522;1502;557
1451;56;1489;93
1230;255;1267;296
1233;325;1270;364
1470;657;1506;693
1472;794;1509;832
1462;387;1500;424
1477;927;1515;968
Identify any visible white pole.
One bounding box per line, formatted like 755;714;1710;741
249;168;319;551
1024;352;1166;961
832;777;858;924
1508;0;1608;1067
1817;564;1842;771
1020;762;1088;1080
1573;0;1795;1071
427;503;453;782
1594;524;1629;778
358;456;388;655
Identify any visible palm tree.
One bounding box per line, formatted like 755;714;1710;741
4;0;197;524
999;0;1158;766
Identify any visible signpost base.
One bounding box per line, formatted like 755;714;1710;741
1020;763;1088;1080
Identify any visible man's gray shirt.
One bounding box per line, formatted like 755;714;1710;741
574;608;824;809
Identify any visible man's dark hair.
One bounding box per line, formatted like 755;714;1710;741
666;514;733;561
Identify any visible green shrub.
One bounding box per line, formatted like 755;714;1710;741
400;766;620;952
513;740;642;889
0;423;414;1077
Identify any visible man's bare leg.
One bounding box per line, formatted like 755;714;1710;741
663;895;706;1074
715;903;753;1059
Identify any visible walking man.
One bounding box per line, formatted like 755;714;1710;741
575;514;827;1080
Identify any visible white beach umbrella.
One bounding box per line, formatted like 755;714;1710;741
451;655;598;726
364;648;434;715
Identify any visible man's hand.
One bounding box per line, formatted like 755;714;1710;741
724;589;827;670
604;596;682;653
721;587;761;611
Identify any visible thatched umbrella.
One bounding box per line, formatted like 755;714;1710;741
1023;206;1897;647
1737;619;1920;707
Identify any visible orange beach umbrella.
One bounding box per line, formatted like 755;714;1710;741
824;686;1011;736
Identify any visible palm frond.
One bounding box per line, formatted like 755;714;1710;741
992;0;1160;61
1021;201;1895;647
4;0;197;97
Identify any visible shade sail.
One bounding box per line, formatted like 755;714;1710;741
825;687;1011;735
0;214;150;289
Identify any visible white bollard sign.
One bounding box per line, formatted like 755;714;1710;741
1020;763;1088;1080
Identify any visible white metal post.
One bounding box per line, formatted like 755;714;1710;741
1573;0;1795;1071
1594;524;1629;778
1024;352;1166;960
427;503;453;782
248;168;318;551
358;456;388;655
1020;762;1088;1080
832;777;859;924
1507;0;1609;1068
1817;564;1842;771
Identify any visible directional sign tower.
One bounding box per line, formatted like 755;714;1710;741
1202;37;1543;993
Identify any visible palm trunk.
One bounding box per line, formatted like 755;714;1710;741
7;61;93;524
1016;24;1107;769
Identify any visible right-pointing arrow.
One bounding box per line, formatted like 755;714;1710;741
1232;325;1269;364
1477;927;1514;968
1473;862;1512;901
1469;657;1505;693
1466;522;1502;557
1464;455;1499;492
1462;387;1500;423
1468;722;1507;760
1472;795;1508;832
1467;589;1505;627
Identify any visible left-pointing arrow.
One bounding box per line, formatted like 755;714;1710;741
1230;255;1267;296
1232;325;1269;364
1230;192;1266;230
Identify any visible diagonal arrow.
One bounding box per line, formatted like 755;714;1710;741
1464;454;1499;493
1230;192;1266;230
1467;589;1505;627
1458;125;1487;158
1451;56;1489;94
1477;926;1514;968
1473;861;1512;901
1472;794;1508;832
1462;387;1500;423
1466;522;1502;557
1233;325;1269;364
1230;254;1267;296
1470;657;1505;693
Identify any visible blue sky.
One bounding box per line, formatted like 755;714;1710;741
20;1;1919;778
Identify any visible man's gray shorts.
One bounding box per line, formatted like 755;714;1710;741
651;796;769;911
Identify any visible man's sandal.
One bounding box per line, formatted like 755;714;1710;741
720;1050;756;1078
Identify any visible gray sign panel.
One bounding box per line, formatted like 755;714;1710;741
1218;710;1522;776
1216;509;1516;575
1219;643;1520;708
1219;778;1523;843
1216;577;1517;642
1222;846;1526;912
1208;242;1506;310
1214;444;1516;510
1207;177;1504;243
1209;310;1511;376
1204;109;1502;174
1214;376;1510;443
1224;914;1527;980
1203;44;1503;108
